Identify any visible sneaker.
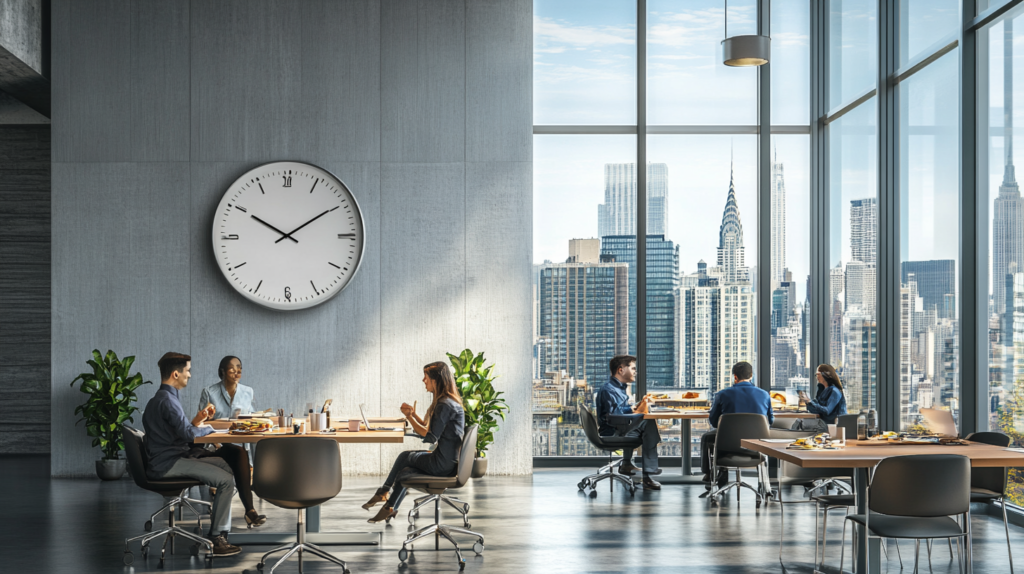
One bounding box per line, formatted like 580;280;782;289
209;534;241;557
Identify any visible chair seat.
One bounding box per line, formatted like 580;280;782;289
261;496;335;510
846;514;964;539
970;487;1001;502
716;454;762;467
402;474;459;490
812;494;855;506
141;477;203;496
599;436;644;448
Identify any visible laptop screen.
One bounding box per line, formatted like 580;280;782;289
919;408;958;438
358;403;373;430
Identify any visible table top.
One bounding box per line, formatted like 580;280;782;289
740;438;1024;468
194;428;406;444
644;410;817;420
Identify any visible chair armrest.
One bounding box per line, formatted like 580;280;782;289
607;413;645;436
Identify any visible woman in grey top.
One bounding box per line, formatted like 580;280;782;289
363;361;465;523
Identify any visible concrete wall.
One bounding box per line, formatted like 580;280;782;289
50;0;532;477
0;125;50;453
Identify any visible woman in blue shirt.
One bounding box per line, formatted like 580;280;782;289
792;363;847;431
362;361;465;524
198;356;256;419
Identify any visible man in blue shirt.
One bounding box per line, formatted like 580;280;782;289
142;352;265;557
594;355;663;490
700;361;772;488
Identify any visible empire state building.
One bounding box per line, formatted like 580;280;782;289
993;18;1024;317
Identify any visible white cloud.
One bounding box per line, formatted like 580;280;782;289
533;15;634;49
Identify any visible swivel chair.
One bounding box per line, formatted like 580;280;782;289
965;431;1013;573
121;425;214;568
398;425;485;570
707;413;771;508
577;405;641;496
250;437;349;574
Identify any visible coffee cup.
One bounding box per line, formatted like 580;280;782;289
348;419;360;432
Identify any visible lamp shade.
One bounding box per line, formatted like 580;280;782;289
722;34;770;67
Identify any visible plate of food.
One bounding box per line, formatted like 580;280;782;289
229;418;274;434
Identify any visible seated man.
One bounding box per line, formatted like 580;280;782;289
700;361;773;488
142;352;265;557
594;355;663;490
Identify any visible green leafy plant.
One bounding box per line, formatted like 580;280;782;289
70;350;152;460
448;349;509;458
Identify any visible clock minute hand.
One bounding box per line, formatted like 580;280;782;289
275;210;331;243
251;215;299;243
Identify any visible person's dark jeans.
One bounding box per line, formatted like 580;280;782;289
382;450;432;511
618;419;661;474
196;444;255;513
699;429;718;476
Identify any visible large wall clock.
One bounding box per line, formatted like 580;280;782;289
212;161;365;311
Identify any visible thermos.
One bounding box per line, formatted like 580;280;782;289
857;412;868;440
866;409;878;437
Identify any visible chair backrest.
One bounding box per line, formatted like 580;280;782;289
869;454;970;517
122;424;151;489
715;413;770;457
578;405;604;447
836;414;859;439
455;425;479;488
253;437;342;507
965;432;1010;493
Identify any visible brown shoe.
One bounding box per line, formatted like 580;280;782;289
618;462;640;476
208;534;241;557
244;509;266;528
361;487;389;510
642;475;662;490
367;505;397;524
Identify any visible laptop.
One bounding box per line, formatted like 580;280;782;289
358;403;405;432
919;408;958;438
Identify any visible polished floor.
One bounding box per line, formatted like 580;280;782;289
0;455;1019;573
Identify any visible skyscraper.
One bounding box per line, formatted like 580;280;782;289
770;147;786;287
717;162;748;283
993;18;1024;317
850;198;878;265
900;260;956;319
597;163;669;241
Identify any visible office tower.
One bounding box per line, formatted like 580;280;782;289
770;147;786;287
830;264;845;305
685;281;720;389
845;314;877;413
830;300;844;367
717;164;748;283
537;259;629;387
567;238;600;263
597;163;669;241
901;260;955;319
900;283;915;426
718;283;754;391
994;19;1024;317
772;326;800;390
850;198;878;265
771;282;792;333
845;260;876;315
601;235;680;387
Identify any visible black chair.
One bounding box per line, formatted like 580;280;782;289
707;413;771;508
840;454;971;574
398;424;484;570
577;405;640;496
965;431;1014;573
251;437;349;574
121;425;214;568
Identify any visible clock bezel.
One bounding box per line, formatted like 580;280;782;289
211;160;366;311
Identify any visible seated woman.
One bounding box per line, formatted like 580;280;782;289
362;361;465;523
792;363;848;432
197;355;266;527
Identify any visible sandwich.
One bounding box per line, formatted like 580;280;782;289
229;418;274;433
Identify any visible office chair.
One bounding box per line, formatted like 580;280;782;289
577;405;641;496
398;425;485;571
964;431;1013;573
121;425;214;568
250;437;349;574
707;413;771;508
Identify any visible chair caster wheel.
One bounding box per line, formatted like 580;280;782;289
193;526;202;535
473;541;484;554
205;555;213;568
158;558;165;569
408;512;416;524
141;545;149;558
144;520;153;532
398;547;409;562
464;521;471;528
256;562;265;572
462;504;470;514
190;543;200;556
123;552;134;566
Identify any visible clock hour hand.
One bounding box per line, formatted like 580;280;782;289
251;215;299;243
275;210;331;243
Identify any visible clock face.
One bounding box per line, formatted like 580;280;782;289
212;161;365;310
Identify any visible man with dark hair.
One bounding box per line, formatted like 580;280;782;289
593;355;663;490
142;352;265;557
699;361;773;488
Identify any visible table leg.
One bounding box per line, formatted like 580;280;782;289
656;419;706;485
854;467;880;574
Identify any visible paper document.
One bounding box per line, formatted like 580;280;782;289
761;438;795;443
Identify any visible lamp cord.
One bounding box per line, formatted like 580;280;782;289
724;0;728;39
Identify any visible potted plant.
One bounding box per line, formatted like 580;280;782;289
448;349;508;478
70;350;151;480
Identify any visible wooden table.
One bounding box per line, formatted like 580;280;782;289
194;426;407;546
640;410;818;484
741;439;1024;574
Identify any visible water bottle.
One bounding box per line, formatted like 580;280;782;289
866;409;878;438
857;413;867;440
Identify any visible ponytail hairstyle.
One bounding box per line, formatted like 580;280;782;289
816;363;844;392
423;361;463;424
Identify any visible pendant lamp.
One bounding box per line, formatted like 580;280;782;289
722;0;770;67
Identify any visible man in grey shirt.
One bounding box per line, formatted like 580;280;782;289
142;352;263;557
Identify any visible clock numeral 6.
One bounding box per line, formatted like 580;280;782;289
285;286;292;300
282;176;292;187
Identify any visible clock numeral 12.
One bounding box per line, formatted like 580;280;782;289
282;176;292;187
284;286;292;300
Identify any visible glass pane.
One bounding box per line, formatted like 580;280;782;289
770;0;811;125
533;0;637;125
829;0;877;109
770;135;811;398
899;0;958;66
647;0;757;125
898;51;959;431
829;99;877;415
647;135;758;460
533;135;636;457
